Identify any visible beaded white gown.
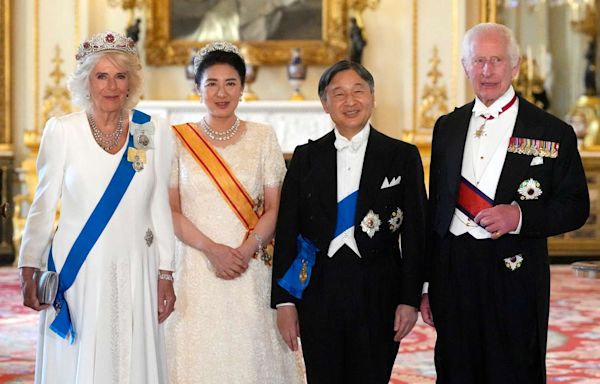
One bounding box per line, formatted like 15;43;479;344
165;121;304;384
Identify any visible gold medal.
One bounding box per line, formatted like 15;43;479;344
299;259;308;284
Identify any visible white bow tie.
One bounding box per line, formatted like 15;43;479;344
334;137;363;152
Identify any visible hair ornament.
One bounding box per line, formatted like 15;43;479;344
193;41;244;73
76;31;138;63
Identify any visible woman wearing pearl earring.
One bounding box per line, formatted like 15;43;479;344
165;41;303;383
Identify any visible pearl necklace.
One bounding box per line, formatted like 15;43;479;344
200;117;240;141
87;111;124;151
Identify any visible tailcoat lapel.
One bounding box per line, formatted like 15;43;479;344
313;131;338;226
445;103;473;201
495;98;536;203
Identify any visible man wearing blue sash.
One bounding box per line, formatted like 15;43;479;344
18;31;175;384
422;23;589;383
272;60;427;384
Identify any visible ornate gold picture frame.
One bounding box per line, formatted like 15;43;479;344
145;0;348;66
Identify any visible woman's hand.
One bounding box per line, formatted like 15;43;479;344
157;271;176;323
204;242;248;279
20;267;50;311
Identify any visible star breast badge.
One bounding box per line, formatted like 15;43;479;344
518;178;542;200
360;210;381;238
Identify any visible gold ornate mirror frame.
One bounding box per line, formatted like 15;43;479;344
479;0;497;22
145;0;348;66
0;0;10;148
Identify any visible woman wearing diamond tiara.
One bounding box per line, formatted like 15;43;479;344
165;41;303;383
18;31;175;383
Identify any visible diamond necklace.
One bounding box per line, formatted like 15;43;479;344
199;116;240;141
87;110;124;151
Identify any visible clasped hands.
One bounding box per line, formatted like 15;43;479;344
474;203;520;240
204;241;253;279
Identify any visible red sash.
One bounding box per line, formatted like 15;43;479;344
456;177;494;220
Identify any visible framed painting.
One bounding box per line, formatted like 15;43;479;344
145;0;348;65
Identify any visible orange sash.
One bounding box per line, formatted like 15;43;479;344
172;123;260;231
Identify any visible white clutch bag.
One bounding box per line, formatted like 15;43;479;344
33;270;58;305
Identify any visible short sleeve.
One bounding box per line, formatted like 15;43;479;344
261;125;286;188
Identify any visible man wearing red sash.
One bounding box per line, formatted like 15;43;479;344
421;23;589;383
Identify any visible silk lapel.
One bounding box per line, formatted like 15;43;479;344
445;103;473;201
495;98;536;204
313;131;338;222
355;128;389;226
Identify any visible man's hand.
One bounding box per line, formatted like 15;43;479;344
157;273;176;323
276;305;300;351
20;267;49;311
474;203;520;239
393;304;418;342
420;293;434;327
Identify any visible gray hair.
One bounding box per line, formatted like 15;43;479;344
318;60;374;100
68;51;143;111
461;23;520;68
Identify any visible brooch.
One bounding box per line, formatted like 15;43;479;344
518;178;542;200
504;254;523;271
388;207;403;232
360;210;381;238
145;228;154;247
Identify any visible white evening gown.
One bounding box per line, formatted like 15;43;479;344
165;121;304;384
18;111;175;384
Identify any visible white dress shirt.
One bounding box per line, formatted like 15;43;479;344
327;124;370;257
449;87;521;239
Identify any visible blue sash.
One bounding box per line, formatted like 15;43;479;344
277;234;319;299
332;191;358;237
48;110;149;342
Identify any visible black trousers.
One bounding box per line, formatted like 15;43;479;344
430;234;546;384
298;246;400;384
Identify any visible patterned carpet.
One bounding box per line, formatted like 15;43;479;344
1;265;599;383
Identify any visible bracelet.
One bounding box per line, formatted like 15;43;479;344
158;273;174;282
251;231;264;250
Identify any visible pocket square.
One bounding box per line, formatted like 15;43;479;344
381;176;401;189
530;156;544;166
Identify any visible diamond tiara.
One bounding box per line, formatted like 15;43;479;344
192;41;244;74
76;31;138;63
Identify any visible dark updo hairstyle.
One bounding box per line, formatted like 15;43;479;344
194;50;246;87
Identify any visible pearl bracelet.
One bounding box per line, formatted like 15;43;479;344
251;231;264;250
158;273;174;282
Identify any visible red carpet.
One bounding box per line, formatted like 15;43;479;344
1;266;599;383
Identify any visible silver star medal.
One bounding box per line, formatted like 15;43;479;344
132;121;155;150
360;210;381;238
388;207;403;232
503;254;523;271
517;178;542;200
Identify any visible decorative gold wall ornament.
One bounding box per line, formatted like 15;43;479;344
0;0;10;148
418;46;449;129
145;0;348;66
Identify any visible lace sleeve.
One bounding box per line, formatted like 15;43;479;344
261;124;286;188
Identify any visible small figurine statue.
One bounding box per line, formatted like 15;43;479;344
349;17;367;64
126;18;142;43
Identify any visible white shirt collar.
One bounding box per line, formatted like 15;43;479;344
333;123;371;152
472;86;516;119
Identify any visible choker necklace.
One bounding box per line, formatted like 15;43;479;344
200;117;240;141
87;110;124;151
